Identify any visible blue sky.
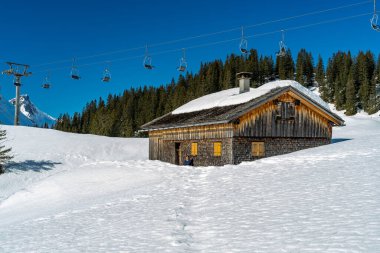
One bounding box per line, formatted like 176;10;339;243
0;0;379;117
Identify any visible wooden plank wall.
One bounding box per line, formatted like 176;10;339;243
234;93;332;138
149;124;234;141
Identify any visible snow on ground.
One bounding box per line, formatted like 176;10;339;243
172;80;330;114
0;110;380;252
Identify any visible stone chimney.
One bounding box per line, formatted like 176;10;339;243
236;72;252;94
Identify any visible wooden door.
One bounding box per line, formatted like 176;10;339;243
175;142;181;165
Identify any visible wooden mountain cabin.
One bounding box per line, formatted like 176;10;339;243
141;72;344;166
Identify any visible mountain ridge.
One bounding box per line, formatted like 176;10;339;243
0;94;56;127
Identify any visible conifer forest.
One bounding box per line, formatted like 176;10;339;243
55;49;380;137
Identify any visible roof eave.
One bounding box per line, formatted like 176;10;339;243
226;86;344;126
287;87;345;126
141;120;230;131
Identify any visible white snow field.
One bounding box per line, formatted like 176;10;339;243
0;111;380;252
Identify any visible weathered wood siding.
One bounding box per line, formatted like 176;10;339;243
149;124;234;140
234;93;332;138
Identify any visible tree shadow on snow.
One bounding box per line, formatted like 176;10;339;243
5;160;62;172
331;138;351;144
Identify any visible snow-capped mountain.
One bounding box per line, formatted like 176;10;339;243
0;95;31;126
1;94;56;127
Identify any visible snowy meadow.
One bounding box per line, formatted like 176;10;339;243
0;110;379;252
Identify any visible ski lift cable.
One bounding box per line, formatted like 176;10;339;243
33;39;242;73
278;12;372;33
32;0;372;69
244;0;372;29
375;0;377;13
33;11;372;74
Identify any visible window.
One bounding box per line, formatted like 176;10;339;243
213;142;222;156
191;142;198;156
275;101;295;120
252;142;265;157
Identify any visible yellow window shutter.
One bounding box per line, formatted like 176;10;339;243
214;142;221;156
191;143;198;156
259;142;265;156
252;142;265;156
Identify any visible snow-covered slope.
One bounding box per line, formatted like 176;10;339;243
8;94;56;127
173;80;330;114
0;112;379;252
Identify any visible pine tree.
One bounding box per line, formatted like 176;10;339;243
325;58;336;103
367;70;379;114
259;56;274;84
315;56;328;99
295;49;313;86
276;49;294;80
246;49;260;87
0;127;13;174
356;51;375;112
345;64;357;115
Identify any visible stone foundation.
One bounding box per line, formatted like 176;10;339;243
159;138;233;166
232;137;331;164
153;137;330;166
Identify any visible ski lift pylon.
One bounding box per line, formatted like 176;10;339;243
276;30;287;57
143;44;154;70
70;58;81;80
177;48;188;72
239;26;249;55
371;0;380;31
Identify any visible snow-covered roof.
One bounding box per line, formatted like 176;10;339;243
141;80;343;131
172;80;330;115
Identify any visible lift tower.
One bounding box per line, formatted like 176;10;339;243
2;62;32;126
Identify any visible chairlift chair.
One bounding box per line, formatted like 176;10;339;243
371;14;380;31
239;26;249;55
276;30;287;57
143;45;154;70
42;73;51;89
177;63;187;72
71;68;81;80
102;67;111;82
70;58;81;80
177;48;187;72
102;76;111;82
240;40;249;54
371;1;380;31
277;41;287;57
143;56;154;70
